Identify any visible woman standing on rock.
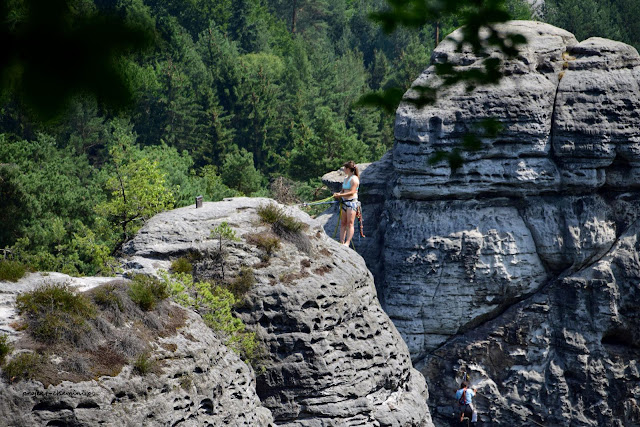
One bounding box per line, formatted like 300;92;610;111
333;161;360;247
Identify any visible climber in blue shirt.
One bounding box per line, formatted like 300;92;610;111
332;160;360;247
455;381;478;425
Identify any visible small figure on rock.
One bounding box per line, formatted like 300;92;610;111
456;380;478;426
332;161;360;247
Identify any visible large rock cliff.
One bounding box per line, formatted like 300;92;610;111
123;198;432;426
322;21;640;426
1;198;433;426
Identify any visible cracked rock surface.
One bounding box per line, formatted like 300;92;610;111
1;197;432;426
322;21;640;426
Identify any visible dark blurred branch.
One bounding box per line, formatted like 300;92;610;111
359;0;528;168
0;0;154;121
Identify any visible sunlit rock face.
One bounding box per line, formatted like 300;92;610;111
0;198;434;426
323;21;640;426
123;198;433;426
0;274;274;427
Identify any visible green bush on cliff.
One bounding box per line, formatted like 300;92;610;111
2;352;45;382
160;271;261;366
16;283;97;343
0;334;13;365
0;260;26;282
256;203;304;234
171;257;193;274
128;274;169;311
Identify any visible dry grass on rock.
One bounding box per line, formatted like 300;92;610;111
3;279;187;386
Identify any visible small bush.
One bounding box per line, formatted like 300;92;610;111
16;283;97;343
257;203;304;234
211;222;240;242
128;275;169;311
246;232;281;260
171;257;193;274
0;260;26;282
92;284;124;312
133;353;154;376
163;272;263;368
0;334;13;365
229;267;255;300
2;352;44;382
256;203;282;224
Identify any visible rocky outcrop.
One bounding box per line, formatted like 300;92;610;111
121;198;433;426
322;21;640;426
0;274;274;426
1;198;432;426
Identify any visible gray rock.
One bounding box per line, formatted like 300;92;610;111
318;20;640;426
123;198;433;426
0;275;274;426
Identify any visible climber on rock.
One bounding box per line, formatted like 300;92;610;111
332;160;360;247
456;380;478;425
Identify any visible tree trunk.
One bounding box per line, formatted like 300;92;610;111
292;0;298;34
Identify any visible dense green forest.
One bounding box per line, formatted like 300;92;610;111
1;0;639;277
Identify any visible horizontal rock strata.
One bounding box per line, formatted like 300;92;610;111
321;20;640;426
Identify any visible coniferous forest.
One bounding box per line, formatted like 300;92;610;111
1;0;639;277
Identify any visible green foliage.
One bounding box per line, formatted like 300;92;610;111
229;267;256;299
220;148;264;195
128;274;170;311
2;352;44;382
133;353;154;375
211;222;240;242
97;123;175;244
257;203;304;234
543;0;640;50
171;257;193;275
0;0;154;120
201;165;239;202
247;232;281;260
0;334;13;365
161;271;261;366
0;134;111;276
92;283;124;312
16;283;97;343
0;260;26;282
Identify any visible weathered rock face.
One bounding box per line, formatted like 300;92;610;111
0;274;274;426
1;198;433;426
322;21;640;426
122;197;433;426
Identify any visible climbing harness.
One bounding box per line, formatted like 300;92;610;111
301;196;365;248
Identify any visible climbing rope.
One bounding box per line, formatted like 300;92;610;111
300;196;362;250
299;196;337;207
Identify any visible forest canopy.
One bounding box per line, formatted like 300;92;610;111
1;0;639;276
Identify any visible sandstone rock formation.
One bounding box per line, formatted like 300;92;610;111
0;273;274;426
1;198;432;426
323;21;640;426
123;197;433;426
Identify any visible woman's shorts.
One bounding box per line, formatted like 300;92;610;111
341;199;359;211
